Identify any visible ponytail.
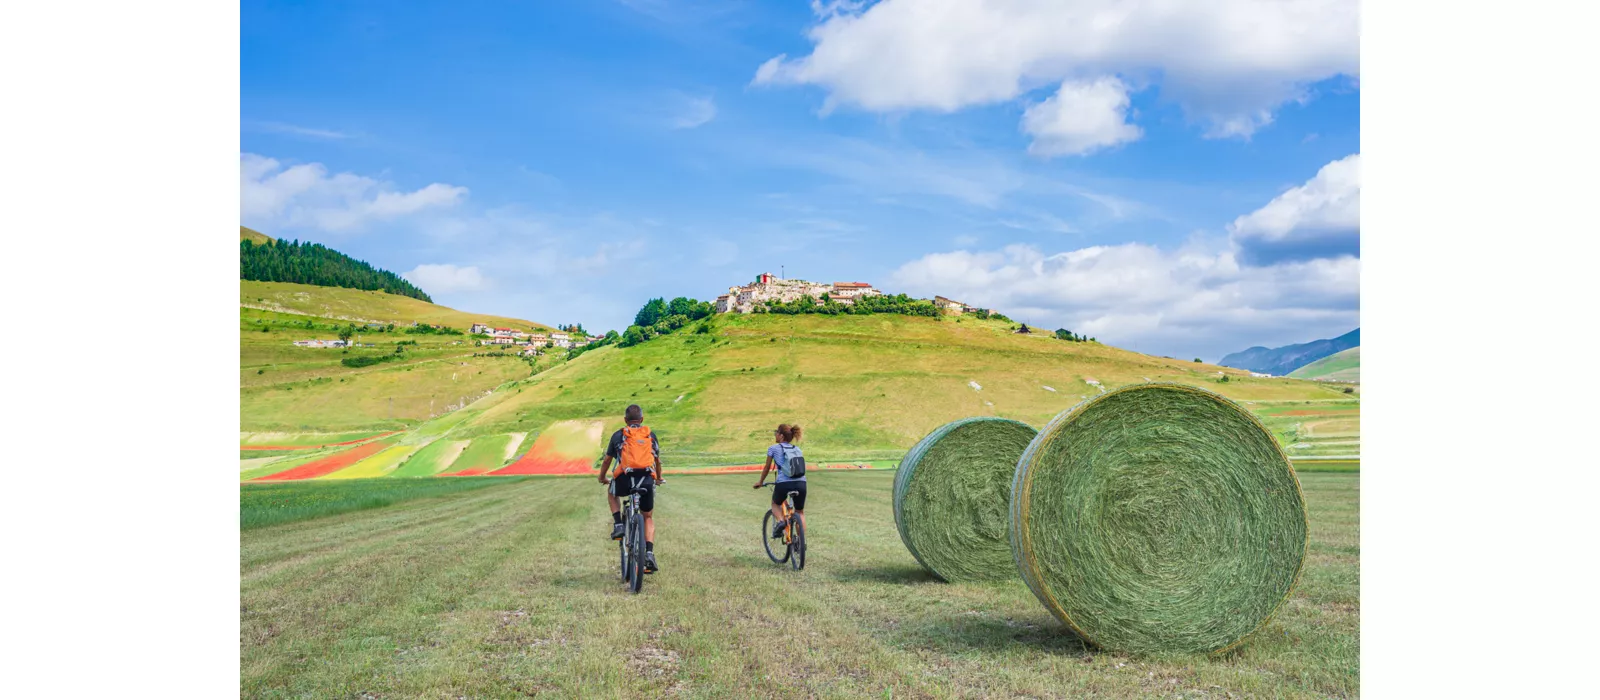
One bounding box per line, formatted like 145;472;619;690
780;424;803;443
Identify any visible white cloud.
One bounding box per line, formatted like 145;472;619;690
889;242;1358;359
240;153;467;233
1022;78;1142;157
402;264;486;294
671;95;718;129
1228;153;1360;264
248;121;351;140
754;0;1357;138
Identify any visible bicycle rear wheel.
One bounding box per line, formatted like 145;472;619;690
789;515;806;571
618;519;629;582
627;513;646;593
762;510;789;564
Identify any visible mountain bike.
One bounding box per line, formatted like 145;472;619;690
614;473;653;593
760;483;805;570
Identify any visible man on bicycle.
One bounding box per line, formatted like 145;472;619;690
600;404;662;573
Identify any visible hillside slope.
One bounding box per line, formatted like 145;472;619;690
1290;346;1361;382
240;226;274;244
243;280;550;332
442;313;1353;463
1221;328;1360;376
240;282;554;432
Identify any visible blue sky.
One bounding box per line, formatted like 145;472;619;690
241;0;1359;361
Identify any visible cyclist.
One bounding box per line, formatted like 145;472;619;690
600;404;662;573
754;423;805;539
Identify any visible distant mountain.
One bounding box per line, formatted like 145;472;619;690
1289;346;1360;382
1220;328;1360;377
240;227;432;302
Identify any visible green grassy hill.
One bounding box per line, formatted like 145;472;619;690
240;282;552;432
240;226;274;244
243;287;1360;478
243;280;550;332
1289;346;1361;383
440;313;1355;465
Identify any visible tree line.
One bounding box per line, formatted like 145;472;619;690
241;239;432;302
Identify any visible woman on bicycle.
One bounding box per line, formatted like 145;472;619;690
754;423;805;538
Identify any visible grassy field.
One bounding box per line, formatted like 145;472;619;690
240;303;538;431
1289;347;1361;383
442;313;1358;464
243;280;550;332
241;470;1357;697
240;477;529;530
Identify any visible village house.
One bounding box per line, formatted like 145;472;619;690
469;323;490;335
292;339;348;348
933;296;968;313
829;281;880;304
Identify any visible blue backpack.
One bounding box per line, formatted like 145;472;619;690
777;443;806;478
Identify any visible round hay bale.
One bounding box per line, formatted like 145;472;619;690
894;417;1038;581
1009;383;1307;654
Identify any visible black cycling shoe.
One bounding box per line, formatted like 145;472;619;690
610;523;625;540
644;552;659;574
771;520;787;539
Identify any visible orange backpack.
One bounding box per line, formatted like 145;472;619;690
616;425;656;475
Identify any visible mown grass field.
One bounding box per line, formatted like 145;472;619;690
240;477;529;530
241;471;1357;697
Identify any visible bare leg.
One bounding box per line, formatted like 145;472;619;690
607;492;620;515
643;511;655;543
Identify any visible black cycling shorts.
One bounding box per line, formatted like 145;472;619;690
609;470;656;512
772;481;806;510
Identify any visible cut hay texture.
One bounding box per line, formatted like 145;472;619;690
893;417;1038;582
1009;383;1307;654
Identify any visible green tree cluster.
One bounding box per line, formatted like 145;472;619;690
240;239;432;301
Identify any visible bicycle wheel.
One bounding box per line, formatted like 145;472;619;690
762;510;789;564
627;513;646;594
789;515;806;571
618;516;629;582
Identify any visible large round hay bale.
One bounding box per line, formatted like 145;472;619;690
894;417;1038;581
1009;383;1307;654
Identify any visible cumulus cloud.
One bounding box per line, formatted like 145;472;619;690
1021;77;1142;157
402;264;486;294
889;242;1358;358
1229;154;1360;264
240;153;467;233
754;0;1357;138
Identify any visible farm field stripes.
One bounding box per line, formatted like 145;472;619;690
252;440;395;481
239;431;398;450
388;439;470;478
437;434;516;476
490;420;602;475
321;445;418;480
241;471;1358;697
240;447;352;481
